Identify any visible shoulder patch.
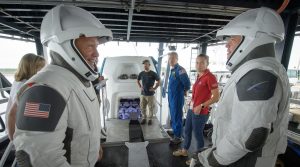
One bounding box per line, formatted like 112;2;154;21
179;67;186;75
16;85;66;132
237;69;277;101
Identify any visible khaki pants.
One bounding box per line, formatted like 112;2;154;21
140;95;156;119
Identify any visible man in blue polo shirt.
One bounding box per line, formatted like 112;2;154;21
137;59;160;125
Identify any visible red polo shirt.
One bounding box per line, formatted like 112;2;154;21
192;69;218;115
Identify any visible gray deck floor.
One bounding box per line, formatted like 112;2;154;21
105;118;169;146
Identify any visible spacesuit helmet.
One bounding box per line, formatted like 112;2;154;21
216;7;285;71
40;5;113;81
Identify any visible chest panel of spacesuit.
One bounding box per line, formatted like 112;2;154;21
68;85;100;131
211;75;235;145
67;87;100;166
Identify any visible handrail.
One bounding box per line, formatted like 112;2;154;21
0;116;5;132
0;85;11;99
0;84;9;99
290;98;300;105
0;72;12;98
0;87;11;91
287;130;300;146
0;140;17;167
0;99;9;105
0;87;10;98
0;111;6;116
0;141;15;167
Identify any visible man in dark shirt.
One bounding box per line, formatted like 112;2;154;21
137;59;160;125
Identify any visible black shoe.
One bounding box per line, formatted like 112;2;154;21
166;130;174;136
148;120;152;125
170;137;182;145
140;119;146;125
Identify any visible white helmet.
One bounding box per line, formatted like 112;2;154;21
216;7;285;71
40;5;113;81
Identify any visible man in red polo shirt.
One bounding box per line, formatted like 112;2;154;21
173;54;220;165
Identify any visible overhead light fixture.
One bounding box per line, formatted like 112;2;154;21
168;45;177;51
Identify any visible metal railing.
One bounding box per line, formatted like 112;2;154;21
0;74;11;105
0;141;17;167
0;86;10;133
0;74;14;166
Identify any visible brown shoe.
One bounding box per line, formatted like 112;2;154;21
140;119;146;125
148;120;152;125
172;149;188;157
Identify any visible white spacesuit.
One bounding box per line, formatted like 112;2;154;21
13;5;112;167
192;7;290;167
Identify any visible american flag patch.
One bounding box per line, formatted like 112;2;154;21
179;68;186;75
24;102;51;118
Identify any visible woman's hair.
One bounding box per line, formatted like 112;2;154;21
197;53;209;65
14;53;46;81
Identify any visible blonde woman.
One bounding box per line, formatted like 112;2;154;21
173;54;219;165
5;53;45;140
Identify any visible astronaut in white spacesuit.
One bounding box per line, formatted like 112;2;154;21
191;7;290;167
13;5;112;167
